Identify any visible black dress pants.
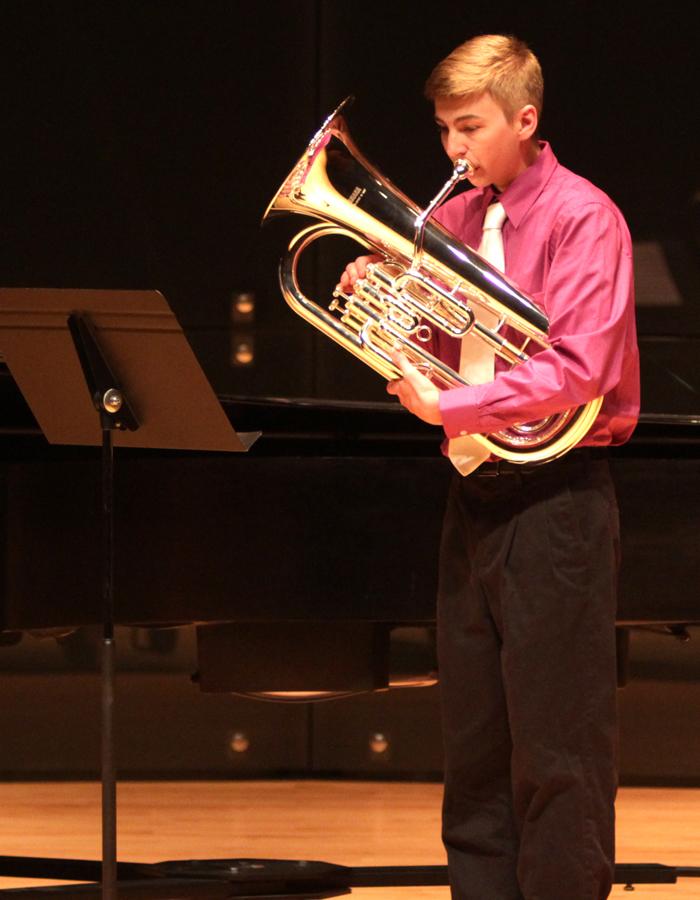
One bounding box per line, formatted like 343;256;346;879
437;451;620;900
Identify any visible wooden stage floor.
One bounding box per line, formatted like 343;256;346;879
0;780;698;898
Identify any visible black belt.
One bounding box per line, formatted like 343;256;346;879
474;446;610;477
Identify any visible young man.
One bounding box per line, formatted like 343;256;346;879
341;34;639;900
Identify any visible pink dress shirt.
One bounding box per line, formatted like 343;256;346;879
431;142;640;448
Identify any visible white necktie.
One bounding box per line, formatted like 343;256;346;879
447;200;507;475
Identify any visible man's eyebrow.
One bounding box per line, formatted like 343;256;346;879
434;114;483;125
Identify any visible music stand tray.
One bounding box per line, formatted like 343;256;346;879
0;288;257;452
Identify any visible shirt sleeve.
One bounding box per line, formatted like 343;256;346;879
439;201;635;438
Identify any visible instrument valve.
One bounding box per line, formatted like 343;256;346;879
329;292;347;312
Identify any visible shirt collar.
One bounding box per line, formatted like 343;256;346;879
483;141;558;229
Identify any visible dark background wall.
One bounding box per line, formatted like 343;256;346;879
1;0;697;403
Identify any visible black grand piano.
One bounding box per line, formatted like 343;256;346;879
1;355;699;686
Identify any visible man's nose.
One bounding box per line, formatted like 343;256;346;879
445;130;468;161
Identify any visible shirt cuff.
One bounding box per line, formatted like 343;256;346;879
439;385;483;438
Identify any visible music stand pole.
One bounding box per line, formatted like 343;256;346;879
100;425;116;900
67;313;140;900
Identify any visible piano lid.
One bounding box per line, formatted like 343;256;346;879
2;346;699;450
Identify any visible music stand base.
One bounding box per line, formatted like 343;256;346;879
0;857;696;897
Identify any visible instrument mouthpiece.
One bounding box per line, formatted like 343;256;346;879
454;158;473;179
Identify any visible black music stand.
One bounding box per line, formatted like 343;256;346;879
1;290;697;898
0;289;257;900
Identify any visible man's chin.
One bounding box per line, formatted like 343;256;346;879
466;170;488;188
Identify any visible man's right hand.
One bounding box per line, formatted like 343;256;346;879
338;254;382;291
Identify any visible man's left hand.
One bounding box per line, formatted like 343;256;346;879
386;351;443;425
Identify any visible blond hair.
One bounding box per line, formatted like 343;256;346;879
424;34;543;122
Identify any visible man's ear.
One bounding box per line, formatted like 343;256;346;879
516;104;539;141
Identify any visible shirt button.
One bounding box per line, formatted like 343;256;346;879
459;430;467;436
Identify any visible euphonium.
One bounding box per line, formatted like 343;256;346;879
263;97;602;464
